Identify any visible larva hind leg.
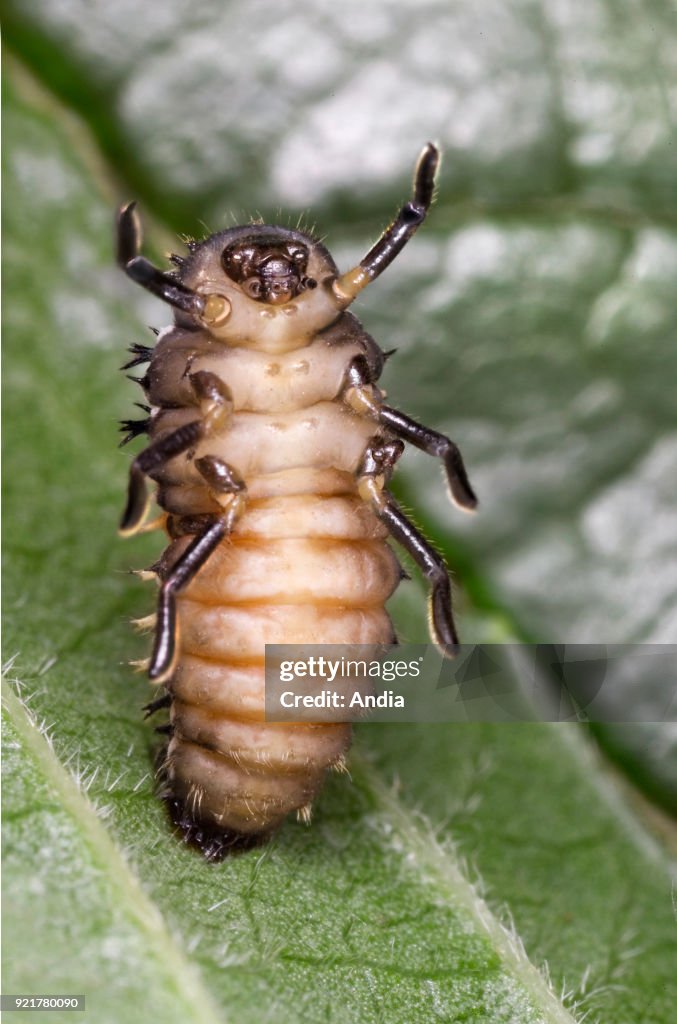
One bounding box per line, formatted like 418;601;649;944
358;436;459;657
151;456;246;683
343;354;477;511
150;516;227;683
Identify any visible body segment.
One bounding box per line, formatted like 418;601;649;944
118;145;477;858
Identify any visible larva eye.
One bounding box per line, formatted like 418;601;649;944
243;277;263;298
222;245;255;279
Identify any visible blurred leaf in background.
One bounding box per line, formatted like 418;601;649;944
3;2;676;1023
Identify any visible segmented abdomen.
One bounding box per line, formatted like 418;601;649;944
149;329;399;842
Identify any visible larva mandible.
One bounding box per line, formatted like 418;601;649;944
117;143;477;859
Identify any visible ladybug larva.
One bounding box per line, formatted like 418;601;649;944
117;143;477;859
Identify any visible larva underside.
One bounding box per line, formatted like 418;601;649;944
118;144;477;859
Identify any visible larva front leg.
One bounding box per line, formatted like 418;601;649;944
117;203;232;328
117;202;207;318
343;354;478;511
379;406;477;512
332;143;440;304
357;436;460;656
121;364;244;680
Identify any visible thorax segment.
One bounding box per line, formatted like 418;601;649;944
145;312;383;414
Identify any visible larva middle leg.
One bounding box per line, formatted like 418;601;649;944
151;455;246;683
121;365;247;683
120;420;204;535
357;435;460;654
151;510;231;683
120;369;237;536
342;354;478;512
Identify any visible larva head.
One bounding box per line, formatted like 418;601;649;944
119;145;438;354
176;226;348;353
221;235;314;305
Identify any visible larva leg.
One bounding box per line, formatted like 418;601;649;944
378;499;459;655
120;372;235;536
332;143;439;304
117;204;232;328
378;408;477;511
358;436;459;656
188;371;234;436
195;454;245;500
117;203;207;318
151;517;228;682
151;459;247;682
120;420;204;536
343;355;477;511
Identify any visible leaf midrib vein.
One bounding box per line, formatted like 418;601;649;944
351;751;579;1024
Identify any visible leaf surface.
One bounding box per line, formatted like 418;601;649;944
3;3;677;1021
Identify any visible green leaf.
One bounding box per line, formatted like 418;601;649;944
3;2;677;1020
1;69;577;1024
2;686;224;1024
